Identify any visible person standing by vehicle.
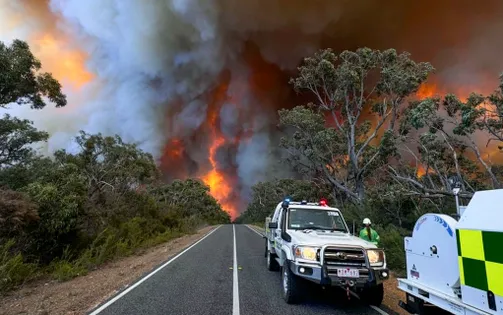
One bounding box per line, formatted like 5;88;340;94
359;218;380;246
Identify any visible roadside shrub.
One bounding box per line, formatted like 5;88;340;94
0;188;39;238
0;240;37;292
47;215;191;282
50;260;88;281
377;225;407;275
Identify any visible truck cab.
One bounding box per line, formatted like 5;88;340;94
264;198;389;305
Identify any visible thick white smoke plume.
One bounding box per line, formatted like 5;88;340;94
2;0;503;213
0;0;353;210
40;0;347;155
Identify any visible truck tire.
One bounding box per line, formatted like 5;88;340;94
281;264;301;304
360;283;384;306
266;250;279;271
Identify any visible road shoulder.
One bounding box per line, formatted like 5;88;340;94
0;226;215;315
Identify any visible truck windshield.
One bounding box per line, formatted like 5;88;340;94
288;208;347;232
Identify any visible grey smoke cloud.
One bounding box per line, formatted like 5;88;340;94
2;0;503;213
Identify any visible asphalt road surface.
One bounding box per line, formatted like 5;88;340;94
89;225;389;315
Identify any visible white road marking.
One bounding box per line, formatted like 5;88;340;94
349;291;390;315
89;225;222;314
233;224;240;315
370;305;390;315
245;224;264;237
246;224;389;315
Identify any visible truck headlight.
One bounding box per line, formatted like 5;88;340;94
293;246;318;261
367;249;385;267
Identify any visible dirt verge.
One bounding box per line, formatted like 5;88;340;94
0;226;215;315
381;274;408;315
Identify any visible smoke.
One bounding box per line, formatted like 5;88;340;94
2;0;503;215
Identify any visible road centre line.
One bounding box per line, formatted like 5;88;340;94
233;224;240;315
245;224;389;315
89;225;222;315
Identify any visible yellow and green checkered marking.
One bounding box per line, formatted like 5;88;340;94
457;229;503;297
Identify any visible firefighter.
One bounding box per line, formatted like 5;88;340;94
359;218;380;246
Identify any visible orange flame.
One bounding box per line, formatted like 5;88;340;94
416;81;494;103
416;83;440;99
201;108;237;219
166;138;184;159
416;164;435;178
32;33;93;89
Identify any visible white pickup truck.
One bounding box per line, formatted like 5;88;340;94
264;198;389;305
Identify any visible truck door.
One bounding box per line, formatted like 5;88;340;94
274;208;285;264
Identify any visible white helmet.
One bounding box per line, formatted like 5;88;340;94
363;218;371;225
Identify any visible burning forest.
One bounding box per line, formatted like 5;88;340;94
2;0;503;219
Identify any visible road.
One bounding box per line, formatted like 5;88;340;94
89;224;389;315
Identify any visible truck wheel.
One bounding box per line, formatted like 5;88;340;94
281;264;301;304
360;283;384;306
266;250;279;271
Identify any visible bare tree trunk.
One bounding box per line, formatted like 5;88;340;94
389;105;398;131
355;175;365;201
439;131;467;191
468;138;501;188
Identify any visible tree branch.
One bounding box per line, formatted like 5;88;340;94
388;165;473;198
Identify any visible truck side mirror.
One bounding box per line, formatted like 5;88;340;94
268;222;278;229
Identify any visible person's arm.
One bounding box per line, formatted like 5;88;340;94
372;229;380;244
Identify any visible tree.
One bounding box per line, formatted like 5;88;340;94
0;188;39;239
0;114;49;168
481;73;503;150
21;162;87;261
282;48;434;202
0;156;55;190
54;131;160;204
394;93;501;198
236;179;332;224
0;39;66;109
149;179;231;224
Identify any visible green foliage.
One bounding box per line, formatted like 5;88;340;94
283;48;434;202
0;240;37;292
54;131;160;202
0;188;39;239
49;214;190;282
0;114;49;167
482;73;503;150
398;90;502;194
150;179;231;225
0;156;55;190
0;40;66;109
236;179;333;224
50;260;88;282
0;39;230;293
376;226;406;274
0;128;229;291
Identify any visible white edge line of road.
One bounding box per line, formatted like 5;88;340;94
245;224;264;237
89;225;222;315
369;305;390;315
232;224;240;315
245;224;389;315
348;291;389;315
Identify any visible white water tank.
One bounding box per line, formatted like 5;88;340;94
404;213;460;297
